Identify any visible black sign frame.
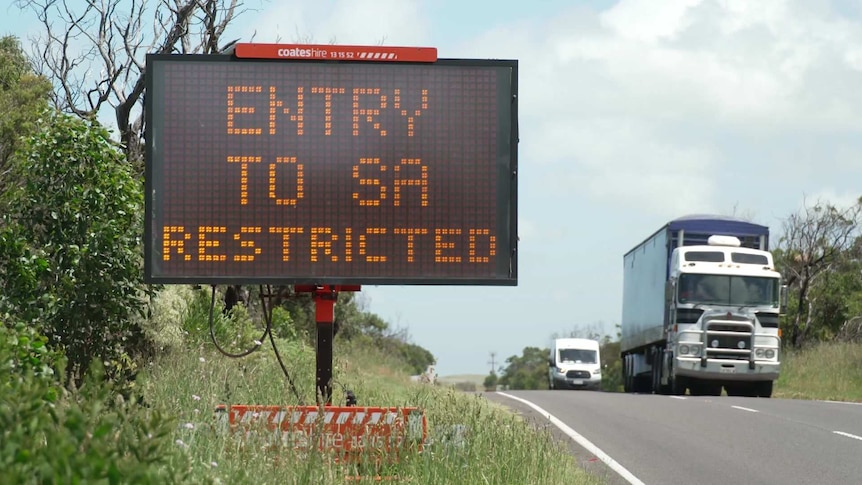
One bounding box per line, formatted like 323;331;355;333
144;53;518;286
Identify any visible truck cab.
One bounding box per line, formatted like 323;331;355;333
548;338;602;390
666;235;784;397
620;215;787;398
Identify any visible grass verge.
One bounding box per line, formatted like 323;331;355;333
140;339;603;484
775;342;862;402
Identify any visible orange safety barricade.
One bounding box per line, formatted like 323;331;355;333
215;404;427;461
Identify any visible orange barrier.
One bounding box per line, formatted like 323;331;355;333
215;404;427;460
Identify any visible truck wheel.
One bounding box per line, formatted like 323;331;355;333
755;381;773;398
651;350;665;394
725;384;744;396
634;374;651;394
623;355;632;393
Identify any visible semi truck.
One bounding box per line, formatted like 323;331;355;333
620;214;787;397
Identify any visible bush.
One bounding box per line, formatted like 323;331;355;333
0;323;188;483
1;320;65;384
0;113;151;387
182;288;261;354
138;285;196;353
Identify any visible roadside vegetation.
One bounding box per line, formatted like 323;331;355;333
0;26;598;481
1;283;601;483
2;2;862;483
775;342;862;401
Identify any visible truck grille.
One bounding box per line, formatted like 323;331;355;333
704;317;753;360
566;370;591;379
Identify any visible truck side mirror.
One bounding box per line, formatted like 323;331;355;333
665;280;675;305
779;285;788;316
548;358;554;367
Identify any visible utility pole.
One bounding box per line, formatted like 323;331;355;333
487;352;497;374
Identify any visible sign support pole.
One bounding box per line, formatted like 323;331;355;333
296;284;361;405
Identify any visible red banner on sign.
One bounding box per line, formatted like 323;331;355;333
234;43;438;62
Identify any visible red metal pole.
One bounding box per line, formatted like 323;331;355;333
297;285;361;406
314;289;337;405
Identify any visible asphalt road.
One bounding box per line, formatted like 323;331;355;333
486;390;862;485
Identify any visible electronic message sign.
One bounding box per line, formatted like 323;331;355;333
144;49;518;285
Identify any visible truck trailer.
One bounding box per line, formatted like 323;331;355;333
620;214;787;397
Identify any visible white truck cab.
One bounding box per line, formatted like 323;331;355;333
667;235;784;396
548;338;602;390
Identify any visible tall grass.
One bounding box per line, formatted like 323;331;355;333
775;342;862;401
136;287;601;484
140;340;601;484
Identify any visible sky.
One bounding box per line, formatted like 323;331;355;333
3;0;862;377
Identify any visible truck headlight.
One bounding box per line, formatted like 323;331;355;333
679;345;690;356
689;345;701;357
765;349;776;359
755;348;765;358
593;369;601;375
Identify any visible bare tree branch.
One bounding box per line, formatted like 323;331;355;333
777;195;862;346
15;0;261;167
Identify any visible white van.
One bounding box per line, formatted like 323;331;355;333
548;338;602;390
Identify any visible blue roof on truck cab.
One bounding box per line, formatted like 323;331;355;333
668;214;769;236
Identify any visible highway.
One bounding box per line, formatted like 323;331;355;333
487;391;862;485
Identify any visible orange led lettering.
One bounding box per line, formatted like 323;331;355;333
162;226;192;261
227;85;264;135
394;158;428;207
233;227;263;262
352;158;386;206
311;227;353;263
227;155;262;205
469;229;496;263
435;228;462;263
198;226;227;262
394;228;428;262
311;87;346;135
269;227;304;262
269;86;305;136
394;88;428;137
359;228;387;262
352;88;388;136
269;156;304;206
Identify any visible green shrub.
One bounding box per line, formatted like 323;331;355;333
0;113;151;387
1;323;188;483
1;320;65;384
138;285;196;353
271;306;300;341
182;288;260;355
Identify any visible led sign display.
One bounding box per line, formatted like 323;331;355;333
144;52;518;285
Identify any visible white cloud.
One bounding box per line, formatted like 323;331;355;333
456;0;862;216
536;119;716;215
517;217;537;242
244;0;428;45
600;0;703;43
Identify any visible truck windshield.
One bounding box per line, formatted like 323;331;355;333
559;349;597;364
678;274;779;306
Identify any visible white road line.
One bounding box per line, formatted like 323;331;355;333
669;396;687;400
823;400;862;406
731;405;759;413
497;392;645;485
833;431;862;441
